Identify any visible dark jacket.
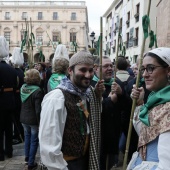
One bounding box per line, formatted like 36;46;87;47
0;61;17;111
20;88;44;125
15;68;24;110
91;78;125;153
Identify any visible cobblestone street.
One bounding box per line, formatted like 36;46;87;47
0;143;40;170
0;143;124;170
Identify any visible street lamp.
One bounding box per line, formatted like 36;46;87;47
90;31;95;48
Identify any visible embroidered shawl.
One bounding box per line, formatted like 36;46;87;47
138;102;170;160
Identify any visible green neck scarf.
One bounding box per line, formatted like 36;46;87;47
49;73;66;90
139;85;170;126
20;84;40;103
93;74;114;86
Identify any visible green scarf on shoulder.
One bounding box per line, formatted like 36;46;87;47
49;73;66;90
139;85;170;126
20;84;40;103
92;74;114;86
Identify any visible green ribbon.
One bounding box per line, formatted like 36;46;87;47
20;31;27;52
154;34;158;48
72;41;78;52
139;86;170;126
29;33;35;50
142;15;150;39
149;30;154;48
93;75;114;86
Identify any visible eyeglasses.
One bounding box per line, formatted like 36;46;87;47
140;64;164;74
102;64;113;69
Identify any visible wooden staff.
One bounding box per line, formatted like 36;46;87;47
46;31;55;50
99;17;103;80
30;17;34;64
122;0;152;169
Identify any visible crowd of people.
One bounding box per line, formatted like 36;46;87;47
0;34;170;170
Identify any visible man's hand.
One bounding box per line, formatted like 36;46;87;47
108;92;118;103
111;82;122;95
94;79;105;98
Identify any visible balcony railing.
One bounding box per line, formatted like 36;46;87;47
4;16;11;20
133;37;138;46
21;16;27;20
71;17;76;20
134;13;139;22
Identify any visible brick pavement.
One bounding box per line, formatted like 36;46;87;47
0;143;124;170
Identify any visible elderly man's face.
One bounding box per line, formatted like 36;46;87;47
68;63;94;91
96;58;113;82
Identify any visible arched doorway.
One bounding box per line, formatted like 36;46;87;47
49;53;54;63
34;53;45;63
23;53;29;69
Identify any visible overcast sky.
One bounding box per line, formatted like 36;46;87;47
85;0;113;35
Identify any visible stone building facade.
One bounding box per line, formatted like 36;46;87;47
103;0;159;63
157;0;170;47
0;1;89;63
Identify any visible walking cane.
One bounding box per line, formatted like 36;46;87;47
122;0;152;169
12;114;24;143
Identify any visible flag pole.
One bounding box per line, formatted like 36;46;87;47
122;0;152;169
99;17;103;80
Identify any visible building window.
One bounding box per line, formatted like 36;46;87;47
4;32;10;42
5;12;10;20
135;3;140;22
126;11;130;28
38;12;43;20
70;32;76;42
36;32;43;43
22;12;27;20
119;18;122;33
134;27;139;46
53;32;60;42
71;12;76;20
126;32;129;48
53;12;58;20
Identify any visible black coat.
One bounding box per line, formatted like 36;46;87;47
15;68;24;110
91;79;125;154
0;61;17;111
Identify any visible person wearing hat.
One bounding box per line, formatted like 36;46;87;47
0;36;17;161
10;47;25;145
127;47;170;169
47;44;69;92
39;50;105;170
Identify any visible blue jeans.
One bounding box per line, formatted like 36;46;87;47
22;124;39;166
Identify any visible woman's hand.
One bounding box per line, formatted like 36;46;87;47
131;85;145;105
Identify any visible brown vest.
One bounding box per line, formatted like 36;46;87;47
61;89;88;157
